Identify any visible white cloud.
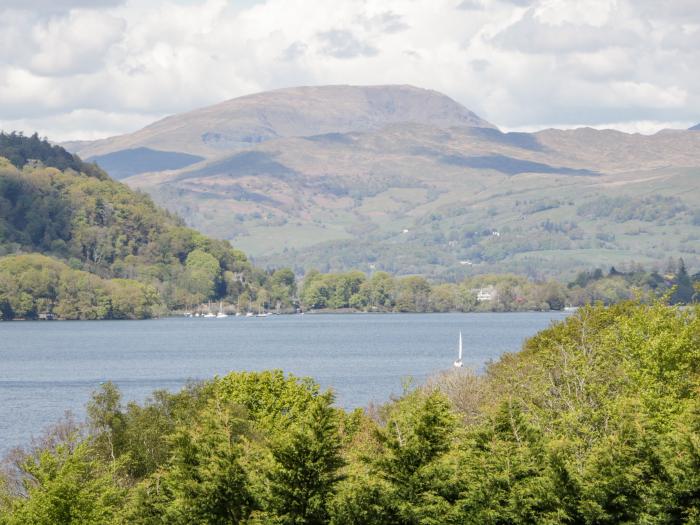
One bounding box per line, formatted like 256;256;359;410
0;0;699;141
30;10;126;76
0;109;160;142
1;0;125;11
317;30;379;59
534;0;615;27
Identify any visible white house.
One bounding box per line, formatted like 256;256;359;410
475;285;497;302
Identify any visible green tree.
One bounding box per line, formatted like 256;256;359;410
371;391;458;523
183;249;221;301
264;392;346;524
87;382;126;467
671;258;695;305
1;440;125;525
163;396;256;524
454;401;561;524
270;268;297;306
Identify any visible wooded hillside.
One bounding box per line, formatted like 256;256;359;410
0;134;294;319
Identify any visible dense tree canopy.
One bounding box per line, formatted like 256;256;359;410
297;262;700;314
0;136;298;319
0;132;106;179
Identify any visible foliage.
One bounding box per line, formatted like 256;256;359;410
0;135;299;319
296;260;700;313
160;396;256;524
568;259;699;306
0;254;160;320
0;131;105;179
2;302;699;524
298;270;569;313
576;194;687;223
262;393;346;524
0;438;125;525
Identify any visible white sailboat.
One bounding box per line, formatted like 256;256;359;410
453;331;464;368
216;301;228;318
203;301;216;318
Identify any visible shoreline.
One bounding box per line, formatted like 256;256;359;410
1;308;572;322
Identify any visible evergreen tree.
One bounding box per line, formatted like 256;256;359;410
371;391;458;524
671;258;694;304
163;397;256;524
264;392;346;524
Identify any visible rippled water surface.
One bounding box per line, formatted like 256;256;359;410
0;312;569;453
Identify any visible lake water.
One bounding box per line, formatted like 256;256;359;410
0;312;569;454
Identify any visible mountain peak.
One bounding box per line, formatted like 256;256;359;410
689;123;700;131
207;84;495;131
71;85;494;159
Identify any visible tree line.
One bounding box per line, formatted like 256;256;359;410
299;270;569;312
0;132;105;179
298;260;700;313
1;300;698;523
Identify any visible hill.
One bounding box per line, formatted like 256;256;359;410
65;86;700;279
68;85;494;161
0;134;295;320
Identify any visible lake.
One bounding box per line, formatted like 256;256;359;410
0;312;569;454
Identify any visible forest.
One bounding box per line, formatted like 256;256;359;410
0;134;295;320
0;300;698;523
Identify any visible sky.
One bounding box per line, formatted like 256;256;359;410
0;0;699;141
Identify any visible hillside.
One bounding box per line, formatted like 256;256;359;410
0;134;295;320
65;86;700;279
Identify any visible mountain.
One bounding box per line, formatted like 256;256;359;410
65;86;700;279
69;85;494;162
690;123;700;131
0;133;295;320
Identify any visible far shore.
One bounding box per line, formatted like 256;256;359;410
2;307;573;322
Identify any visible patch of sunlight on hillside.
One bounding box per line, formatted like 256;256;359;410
232;222;354;256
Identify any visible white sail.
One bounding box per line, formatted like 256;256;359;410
453;331;463;368
204;300;216;318
217;301;228;318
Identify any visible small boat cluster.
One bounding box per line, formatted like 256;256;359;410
183;301;274;318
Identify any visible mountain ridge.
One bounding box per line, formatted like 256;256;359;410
67;84;495;162
61;85;700;278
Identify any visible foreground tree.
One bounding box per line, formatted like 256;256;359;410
263;392;346;524
0;439;124;525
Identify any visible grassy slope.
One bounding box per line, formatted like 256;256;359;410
141;152;699;279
